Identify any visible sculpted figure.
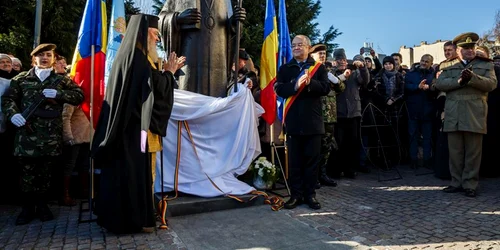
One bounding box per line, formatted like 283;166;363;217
159;0;246;97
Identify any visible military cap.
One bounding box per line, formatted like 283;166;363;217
452;32;479;47
333;48;347;60
30;43;57;56
310;43;327;54
239;49;249;60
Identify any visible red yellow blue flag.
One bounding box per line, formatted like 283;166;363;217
260;0;278;125
70;0;107;128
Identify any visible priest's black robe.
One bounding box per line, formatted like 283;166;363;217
91;14;174;234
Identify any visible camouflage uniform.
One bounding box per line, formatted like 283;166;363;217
1;69;84;193
319;75;345;171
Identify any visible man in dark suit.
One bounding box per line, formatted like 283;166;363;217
275;35;331;210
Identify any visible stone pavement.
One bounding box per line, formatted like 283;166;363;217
1;165;500;250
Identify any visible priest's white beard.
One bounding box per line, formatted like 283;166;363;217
148;40;159;63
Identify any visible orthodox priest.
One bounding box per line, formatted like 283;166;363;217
91;14;185;234
158;0;245;97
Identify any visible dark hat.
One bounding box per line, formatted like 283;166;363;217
142;14;159;29
353;54;364;62
333;48;346;60
239;50;249;60
383;56;396;65
494;55;500;60
310;43;327;54
30;43;56;56
452;32;479;47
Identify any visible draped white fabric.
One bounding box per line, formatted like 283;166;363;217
154;83;262;197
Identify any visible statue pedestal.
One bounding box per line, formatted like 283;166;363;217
154;192;265;217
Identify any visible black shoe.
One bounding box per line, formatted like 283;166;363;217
464;189;477;197
305;197;321;210
442;186;463;193
36;204;54;222
410;160;418;169
319;175;338;187
16;206;36;225
315;181;321;189
284;197;303;209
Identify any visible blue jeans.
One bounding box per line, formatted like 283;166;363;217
408;119;433;161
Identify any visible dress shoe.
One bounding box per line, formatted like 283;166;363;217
319;175;338;187
442;186;463;193
36;203;54;222
464;189;477;197
16;206;36;225
305;197;321;210
315;181;321;189
284;197;303;209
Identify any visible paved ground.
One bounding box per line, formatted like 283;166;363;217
1;165;500;250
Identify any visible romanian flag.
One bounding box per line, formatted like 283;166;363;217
260;0;278;125
277;0;293;122
70;0;107;128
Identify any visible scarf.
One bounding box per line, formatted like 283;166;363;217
35;67;54;82
382;70;397;98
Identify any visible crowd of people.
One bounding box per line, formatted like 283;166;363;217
248;32;499;210
1;22;499;233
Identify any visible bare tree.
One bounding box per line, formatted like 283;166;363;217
479;10;500;57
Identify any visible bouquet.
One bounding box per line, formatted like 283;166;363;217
249;157;279;188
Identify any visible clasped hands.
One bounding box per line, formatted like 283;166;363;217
459;68;473;86
418;79;429;90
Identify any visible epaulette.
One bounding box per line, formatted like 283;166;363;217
11;71;30;81
474;56;493;62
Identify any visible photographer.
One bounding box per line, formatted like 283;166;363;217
331;50;370;178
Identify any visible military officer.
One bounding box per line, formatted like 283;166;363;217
309;44;345;188
435;32;497;197
1;43;84;224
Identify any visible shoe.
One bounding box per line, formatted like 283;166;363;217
315;181;321;190
284;197;303;209
36;203;54;222
319;175;338;187
464;189;477;197
60;176;77;206
442;186;463;193
305;197;321;210
15;206;36;225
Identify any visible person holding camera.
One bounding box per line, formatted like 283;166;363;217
331;50;370;178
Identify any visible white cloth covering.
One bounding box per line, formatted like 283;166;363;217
154;83;262;197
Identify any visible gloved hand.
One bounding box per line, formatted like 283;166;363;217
460;68;473;85
327;72;339;84
42;89;57;98
11;113;26;127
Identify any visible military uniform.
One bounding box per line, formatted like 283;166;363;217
435;33;497;196
1;43;84;224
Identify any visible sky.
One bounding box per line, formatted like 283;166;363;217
316;0;499;59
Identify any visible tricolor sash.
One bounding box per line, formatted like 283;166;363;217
282;61;321;123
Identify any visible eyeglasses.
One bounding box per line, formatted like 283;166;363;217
291;43;307;48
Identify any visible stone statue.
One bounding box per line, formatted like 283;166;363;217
159;0;246;97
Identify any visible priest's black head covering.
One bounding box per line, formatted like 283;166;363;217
92;13;161;157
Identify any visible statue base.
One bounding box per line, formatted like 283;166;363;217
154;192;265;217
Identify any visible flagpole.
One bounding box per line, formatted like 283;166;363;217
88;44;95;221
